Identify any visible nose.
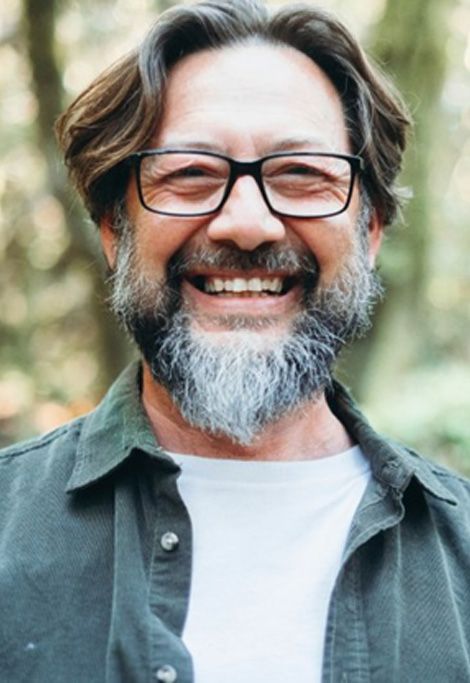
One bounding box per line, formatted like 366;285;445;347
206;176;286;251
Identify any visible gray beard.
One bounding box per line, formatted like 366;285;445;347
108;207;382;445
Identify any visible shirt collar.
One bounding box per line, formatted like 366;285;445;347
66;362;173;492
67;365;458;505
327;379;457;505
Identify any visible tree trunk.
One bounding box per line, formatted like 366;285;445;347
339;0;454;402
22;0;132;395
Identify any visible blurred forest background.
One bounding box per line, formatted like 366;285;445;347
0;0;469;471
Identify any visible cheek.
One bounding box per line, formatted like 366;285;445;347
128;213;207;278
135;220;206;277
126;179;205;273
293;219;357;283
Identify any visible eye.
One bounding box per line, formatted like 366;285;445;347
283;164;325;176
265;160;329;180
170;166;210;179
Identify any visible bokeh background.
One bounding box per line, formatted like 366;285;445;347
0;0;469;472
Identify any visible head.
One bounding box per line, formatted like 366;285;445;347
56;0;410;227
56;0;410;445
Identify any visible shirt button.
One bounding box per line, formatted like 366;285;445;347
155;664;177;682
160;531;179;552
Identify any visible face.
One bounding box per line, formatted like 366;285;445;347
102;42;382;340
102;42;383;444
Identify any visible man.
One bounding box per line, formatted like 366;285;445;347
1;1;469;681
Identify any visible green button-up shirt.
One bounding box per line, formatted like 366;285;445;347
1;363;470;682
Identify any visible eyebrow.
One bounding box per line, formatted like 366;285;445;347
155;140;223;153
268;136;331;153
155;136;333;154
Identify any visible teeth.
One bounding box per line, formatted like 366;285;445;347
203;276;284;294
248;278;262;292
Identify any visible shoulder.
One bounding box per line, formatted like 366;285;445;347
427;459;470;497
0;417;85;462
391;443;470;542
400;442;470;501
0;418;86;498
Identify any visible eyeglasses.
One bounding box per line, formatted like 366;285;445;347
126;149;363;219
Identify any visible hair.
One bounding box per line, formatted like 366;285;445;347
55;0;411;227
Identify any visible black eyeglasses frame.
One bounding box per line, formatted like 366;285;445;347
125;149;364;219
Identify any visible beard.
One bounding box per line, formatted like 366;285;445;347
107;206;382;446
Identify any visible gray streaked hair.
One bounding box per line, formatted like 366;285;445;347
56;0;411;227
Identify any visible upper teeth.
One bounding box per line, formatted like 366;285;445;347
204;277;283;294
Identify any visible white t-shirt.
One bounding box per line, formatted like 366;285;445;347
173;446;371;683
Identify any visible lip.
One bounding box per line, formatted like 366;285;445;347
180;274;302;316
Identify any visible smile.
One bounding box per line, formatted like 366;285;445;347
189;274;297;297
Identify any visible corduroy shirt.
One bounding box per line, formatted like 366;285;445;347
1;362;470;683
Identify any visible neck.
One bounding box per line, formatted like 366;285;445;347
141;363;354;461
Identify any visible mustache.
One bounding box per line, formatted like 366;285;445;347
168;243;320;280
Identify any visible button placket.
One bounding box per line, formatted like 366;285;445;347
148;471;193;681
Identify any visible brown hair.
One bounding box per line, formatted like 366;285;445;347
55;0;411;226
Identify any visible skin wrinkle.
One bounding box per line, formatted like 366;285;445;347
106;202;383;445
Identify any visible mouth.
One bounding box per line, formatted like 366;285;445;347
188;273;298;298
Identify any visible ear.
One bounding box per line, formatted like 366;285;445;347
367;209;384;268
99;213;118;270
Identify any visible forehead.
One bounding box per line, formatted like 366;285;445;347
155;42;350;155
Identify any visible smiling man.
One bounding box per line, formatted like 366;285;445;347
2;1;470;682
105;41;383;457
